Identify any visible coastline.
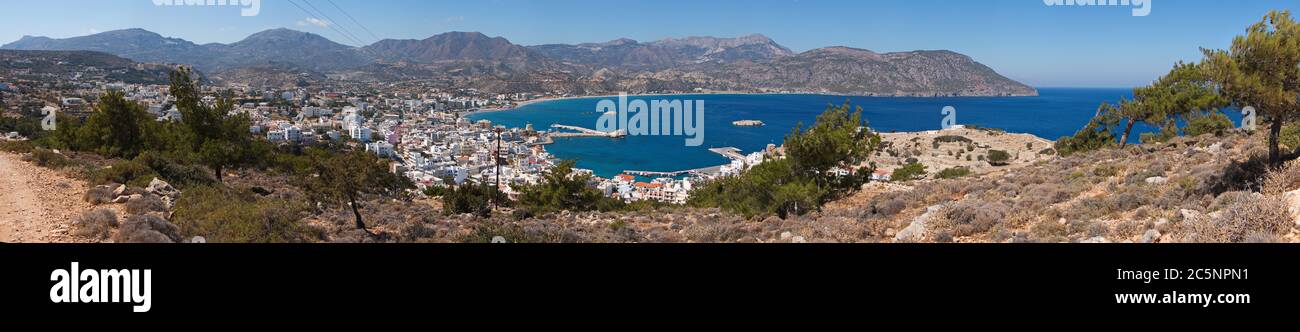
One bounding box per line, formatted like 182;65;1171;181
473;89;1041;116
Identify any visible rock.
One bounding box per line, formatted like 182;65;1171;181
146;178;178;198
1284;189;1300;226
111;195;131;204
1140;230;1161;244
895;205;943;243
113;184;127;197
250;186;273;196
1154;219;1171;233
780;231;794;241
1180;209;1204;222
791;236;807;244
1081;237;1110;244
1145;177;1168;185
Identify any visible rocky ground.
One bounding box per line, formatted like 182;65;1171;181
4;128;1298;244
0;151;107;243
874;126;1055;176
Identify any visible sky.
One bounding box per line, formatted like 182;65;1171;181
0;0;1292;88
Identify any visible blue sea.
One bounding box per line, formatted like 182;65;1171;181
468;88;1241;178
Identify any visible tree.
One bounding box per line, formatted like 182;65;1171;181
303;148;410;232
76;90;155;158
516;160;606;214
1118;62;1228;147
1201;10;1300;166
1056;103;1120;157
168;67;255;181
785;102;880;185
690;102;881;218
891;163;928;182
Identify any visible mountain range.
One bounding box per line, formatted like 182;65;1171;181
2;28;1036;96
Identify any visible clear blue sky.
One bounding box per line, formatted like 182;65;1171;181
0;0;1291;87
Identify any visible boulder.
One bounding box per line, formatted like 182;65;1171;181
113;184;127;197
146;178;179;198
1140;230;1162;244
1284;189;1300;226
895;205;943;243
1145;177;1168;185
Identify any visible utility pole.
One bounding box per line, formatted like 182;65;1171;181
494;126;503;205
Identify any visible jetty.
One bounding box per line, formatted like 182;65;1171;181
550;124;627;138
709;147;745;160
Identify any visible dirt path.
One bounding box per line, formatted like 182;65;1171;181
0;151;92;243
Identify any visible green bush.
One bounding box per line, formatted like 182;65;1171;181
987;150;1011;166
172;185;318;243
23;148;74;169
516;160;616;214
132;150;215;188
93;159;160;187
936;167;972;179
891;163;928;182
1183;111;1236;137
443;183;508;217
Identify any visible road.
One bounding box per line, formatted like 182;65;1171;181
0;151;91;243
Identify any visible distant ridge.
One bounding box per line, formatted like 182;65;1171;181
3;28;1035;96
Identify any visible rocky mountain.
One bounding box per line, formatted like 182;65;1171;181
528;34;793;71
698;47;1037;96
3;29;1035;96
217;28;370;72
2;29;218;67
2;28;367;73
363;32;547;65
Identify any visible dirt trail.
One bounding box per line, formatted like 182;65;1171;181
0;151;92;243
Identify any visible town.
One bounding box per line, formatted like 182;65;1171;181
0;54;780;206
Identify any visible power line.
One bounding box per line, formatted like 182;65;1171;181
301;0;368;45
284;0;365;46
324;0;382;42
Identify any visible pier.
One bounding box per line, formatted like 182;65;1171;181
551;124;626;138
709;147;745;160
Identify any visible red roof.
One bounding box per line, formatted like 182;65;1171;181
615;174;635;182
635;182;664;189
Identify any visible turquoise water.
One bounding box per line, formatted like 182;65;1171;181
468;88;1234;178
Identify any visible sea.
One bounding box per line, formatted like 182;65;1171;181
467;88;1243;178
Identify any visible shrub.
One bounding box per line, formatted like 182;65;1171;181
113;214;182;243
0;140;34;154
132;150;216;188
73;208;118;240
84;186;117;205
93;159;160;187
172;185;317;243
891;163;928;182
23;148;73;169
942;200;1009;237
443;183;506;217
1184;196;1293;243
125;194;168;215
934;135;972;144
1263;159;1300;195
936;167;971;179
987;150;1011;166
